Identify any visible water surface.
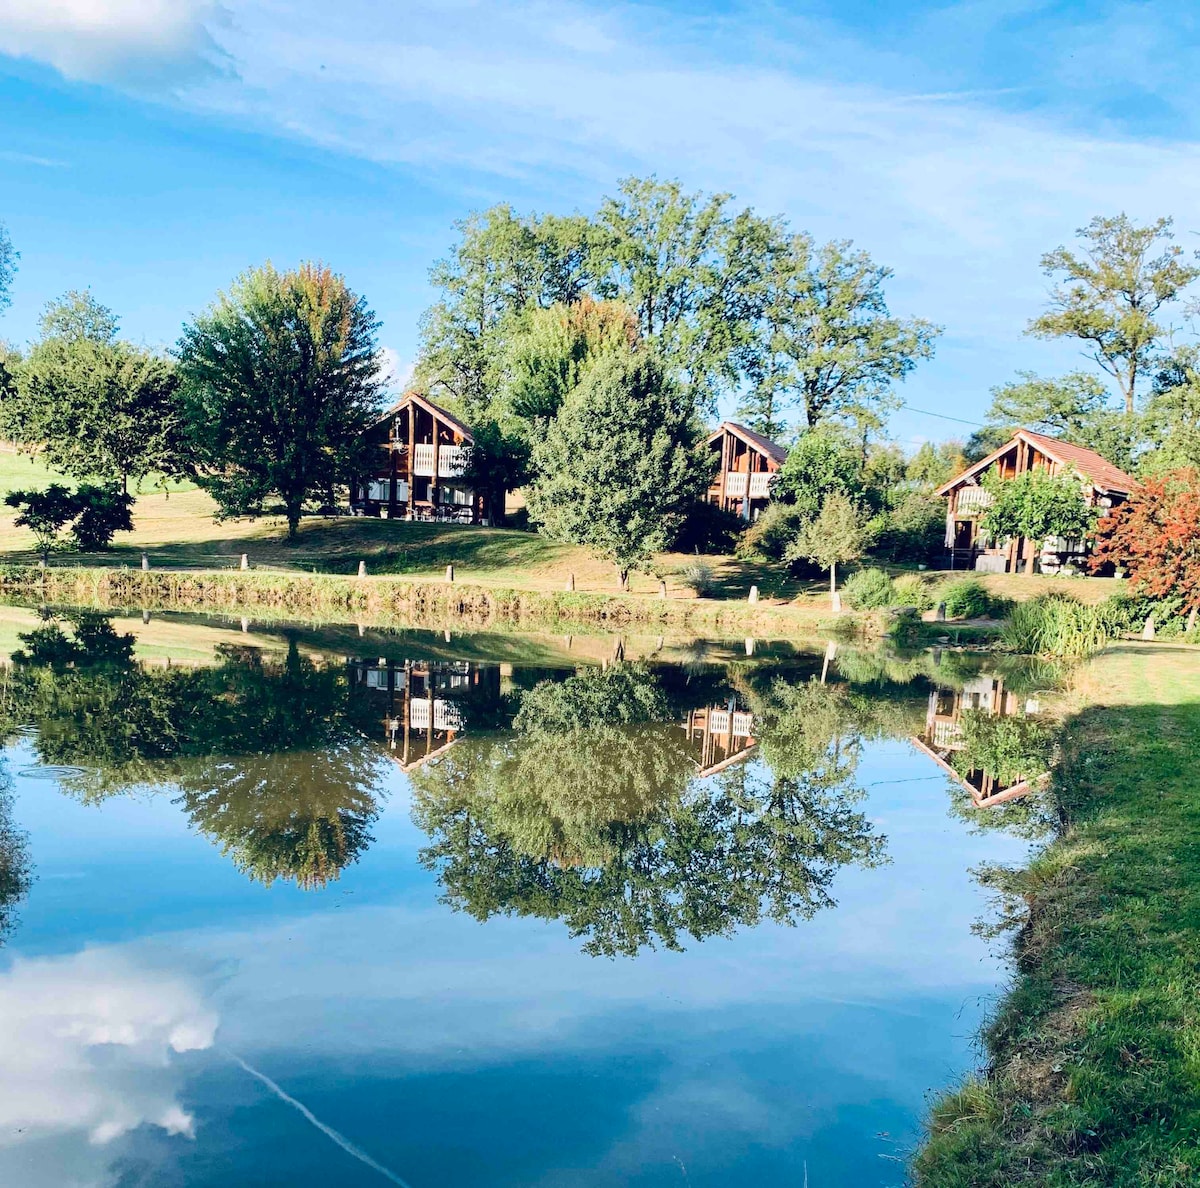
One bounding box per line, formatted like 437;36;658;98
0;611;1037;1187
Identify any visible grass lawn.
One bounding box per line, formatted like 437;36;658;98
915;641;1200;1185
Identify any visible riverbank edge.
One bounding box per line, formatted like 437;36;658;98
0;564;871;637
913;642;1200;1185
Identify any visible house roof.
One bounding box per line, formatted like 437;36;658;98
370;390;475;443
707;421;789;467
936;428;1136;498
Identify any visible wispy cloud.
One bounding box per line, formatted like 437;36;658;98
0;149;68;168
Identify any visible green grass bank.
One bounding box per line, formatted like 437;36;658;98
0;563;858;637
915;642;1200;1186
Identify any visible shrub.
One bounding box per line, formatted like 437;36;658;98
841;567;895;610
736;501;806;562
892;572;935;611
1001;593;1118;658
872;491;947;564
952;711;1053;786
672;500;743;554
941;578;994;619
679;563;717;597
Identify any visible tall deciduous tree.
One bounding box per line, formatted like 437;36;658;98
1091;468;1200;612
177;263;383;539
1029;215;1200;417
743;233;939;435
1142;346;1200;474
980;470;1098;574
3;292;183;492
525;349;711;588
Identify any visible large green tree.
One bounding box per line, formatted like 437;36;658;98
0;221;16;313
981;469;1099;574
3;292;183;491
741;233;939;436
1029;214;1200;417
525;349;711;587
178;263;383;538
1141;346;1200;475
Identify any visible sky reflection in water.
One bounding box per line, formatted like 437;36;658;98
0;613;1039;1187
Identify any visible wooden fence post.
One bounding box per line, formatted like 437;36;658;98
358;561;367;578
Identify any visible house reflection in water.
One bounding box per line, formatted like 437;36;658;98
684;701;757;777
349;658;501;770
913;674;1044;806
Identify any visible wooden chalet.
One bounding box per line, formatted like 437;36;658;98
911;675;1047;807
707;422;788;520
353;391;487;524
349;657;500;771
937;429;1136;573
684;703;757;777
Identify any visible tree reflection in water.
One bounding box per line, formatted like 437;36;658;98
0;762;31;947
5;613;384;890
411;665;888;957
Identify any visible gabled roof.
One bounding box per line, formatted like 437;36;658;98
370;390;475;443
936;428;1136;498
707;421;789;467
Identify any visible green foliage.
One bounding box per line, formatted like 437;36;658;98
980;469;1099;555
671;499;743;554
963;423;1013;464
3;291;183;490
513;665;669;734
460;419;529;525
735;499;807;562
1141;345;1200;475
1029;214;1200;416
5;482;133;556
0;764;31;947
526;349;711;583
951;711;1053;787
784;492;870;590
679;562;717;597
0;221;16;313
178;262;383;538
891;572;936;611
773;428;865;518
906;440;965;487
940;577;995;619
745;232;939;435
872;490;946;564
840;567;895;609
1001;593;1120;658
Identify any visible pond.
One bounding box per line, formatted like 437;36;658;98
0;609;1048;1187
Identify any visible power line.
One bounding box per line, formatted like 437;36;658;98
898;403;988;428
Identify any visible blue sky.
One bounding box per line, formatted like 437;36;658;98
2;0;1199;441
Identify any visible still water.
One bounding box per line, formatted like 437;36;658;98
0;609;1040;1187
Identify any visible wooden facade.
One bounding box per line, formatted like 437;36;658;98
912;675;1047;807
353;391;488;524
937;429;1135;573
684;702;757;777
706;422;788;520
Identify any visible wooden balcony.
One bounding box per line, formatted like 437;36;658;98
955;486;994;515
413;443;470;478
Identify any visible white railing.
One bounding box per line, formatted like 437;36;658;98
724;472;748;497
708;709;731;733
933;720;964;749
955;486;994;514
438;445;469;478
731;711;754;737
412;443;470;478
410;699;464;731
748;472;772;499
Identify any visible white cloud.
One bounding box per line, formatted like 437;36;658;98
0;0;225;85
0;946;217;1186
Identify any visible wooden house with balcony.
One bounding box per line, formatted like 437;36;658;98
911;675;1047;807
937;429;1135;573
353;391;487;524
706;422;788;520
683;703;757;777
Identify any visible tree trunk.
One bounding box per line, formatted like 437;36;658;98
830;562;837;596
1025;538;1037;575
617;566;629;592
286;502;301;541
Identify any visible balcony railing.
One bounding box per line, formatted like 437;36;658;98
955;486;994;515
413;443;470;478
748;472;772;499
724;472;748;497
410;699;465;731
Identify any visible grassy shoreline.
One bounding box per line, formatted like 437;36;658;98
915;642;1200;1185
0;563;862;637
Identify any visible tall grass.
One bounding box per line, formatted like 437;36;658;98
1001;593;1120;658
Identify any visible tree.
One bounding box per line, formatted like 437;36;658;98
3;292;183;492
906;440;965;488
772;428;866;519
1141;346;1200;475
1091;468;1200;613
745;233;939;434
0;221;16;313
525;349;711;588
5;484;77;560
1029;215;1200;417
983;370;1134;471
418;206;598;422
177;263;383;539
980;470;1099;574
459;419;529;526
785;492;871;600
70;483;135;550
